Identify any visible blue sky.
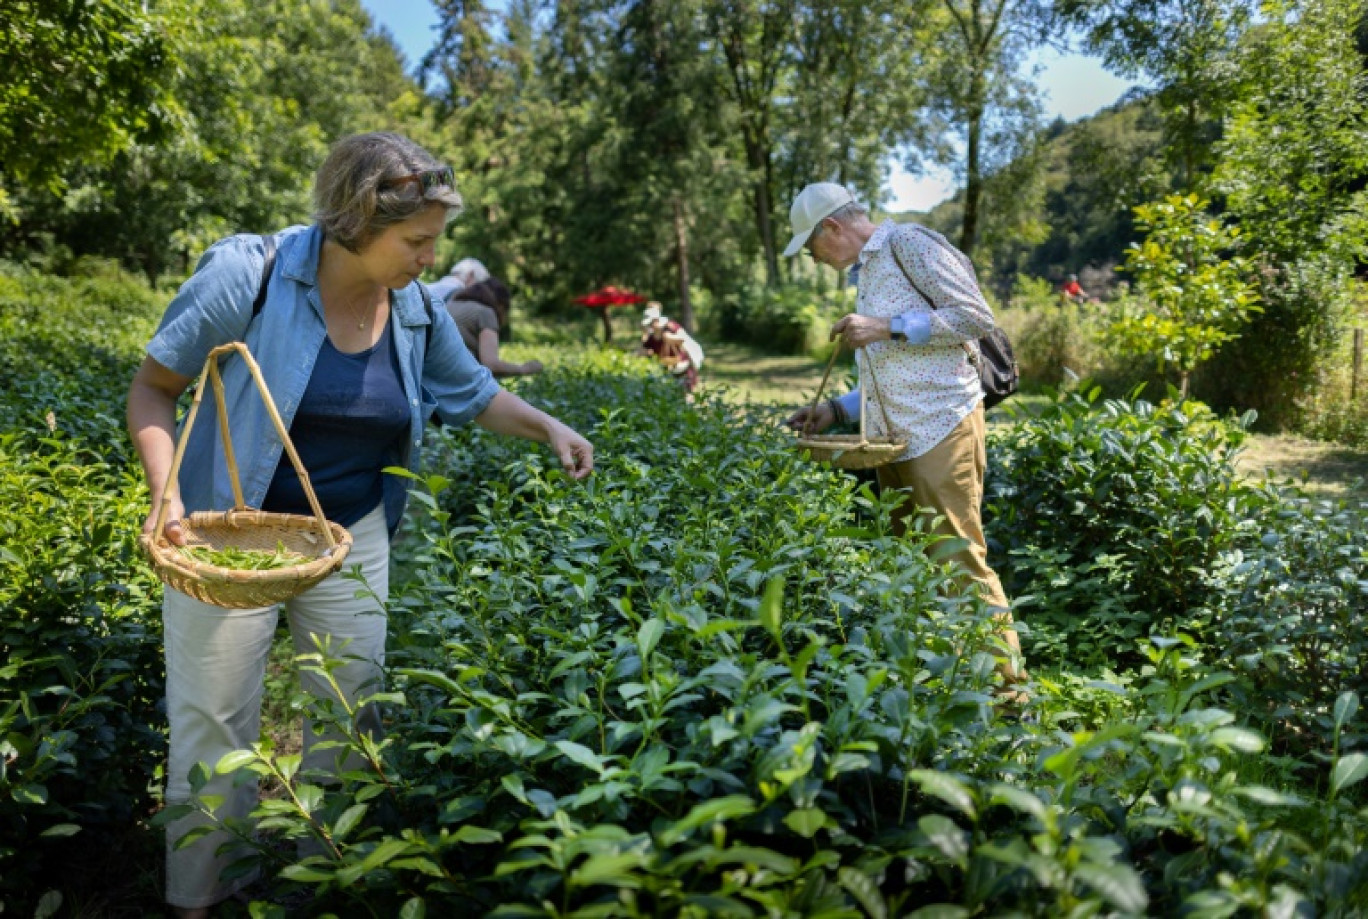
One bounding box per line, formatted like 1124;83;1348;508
361;0;1135;211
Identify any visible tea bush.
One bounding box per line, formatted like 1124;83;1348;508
0;260;163;462
3;268;1368;914
160;358;1368;916
0;263;166;910
986;384;1368;747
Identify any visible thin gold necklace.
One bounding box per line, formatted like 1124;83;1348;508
342;294;373;330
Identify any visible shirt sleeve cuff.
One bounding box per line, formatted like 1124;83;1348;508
902;312;932;345
439;374;502;428
834;389;861;421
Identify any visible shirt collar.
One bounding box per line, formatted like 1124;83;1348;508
279;223;324;286
860;220;900;258
278;223;429;329
848;220;898;288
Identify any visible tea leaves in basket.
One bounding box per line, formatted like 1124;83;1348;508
178;540;310;571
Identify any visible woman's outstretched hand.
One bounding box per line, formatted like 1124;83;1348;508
549;423;594;480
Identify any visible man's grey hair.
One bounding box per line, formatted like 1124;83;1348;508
826;201;868;225
313;132;463;252
812;201;869;240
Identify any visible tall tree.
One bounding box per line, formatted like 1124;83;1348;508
5;0;418;281
921;0;1049;257
705;0;795;286
1205;0;1368;425
780;0;931;204
0;0;176;204
602;0;752;329
1057;0;1255;188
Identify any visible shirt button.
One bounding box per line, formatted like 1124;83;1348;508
410;398;418;406
413;439;421;446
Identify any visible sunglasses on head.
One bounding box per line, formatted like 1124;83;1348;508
383;166;455;195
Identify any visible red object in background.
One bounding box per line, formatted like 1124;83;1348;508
573;286;648;340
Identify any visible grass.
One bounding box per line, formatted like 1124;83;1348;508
683;342;1368;497
1236;432;1368;501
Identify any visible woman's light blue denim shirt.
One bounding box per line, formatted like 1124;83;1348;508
146;224;500;532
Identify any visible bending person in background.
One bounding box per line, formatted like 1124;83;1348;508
126;132;592;917
780;182;1026;702
444;277;543;377
637;302;703;393
425;256;491;303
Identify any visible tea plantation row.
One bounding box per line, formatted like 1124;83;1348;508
1;263;1366;915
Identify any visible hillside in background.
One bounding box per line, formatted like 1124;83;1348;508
892;90;1173;300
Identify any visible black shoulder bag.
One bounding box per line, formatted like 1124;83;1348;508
888;230;1019;409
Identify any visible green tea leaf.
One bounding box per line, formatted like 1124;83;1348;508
782;807;827;838
1331;753;1368;797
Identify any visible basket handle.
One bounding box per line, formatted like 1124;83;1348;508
800;336;896;444
861;350;896;438
151;342;337;551
801;341;844;437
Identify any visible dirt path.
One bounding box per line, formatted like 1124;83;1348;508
702;343;1368;499
1237;433;1368;500
702;341;835;406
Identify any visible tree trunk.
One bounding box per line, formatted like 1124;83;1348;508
961;94;984;257
673;196;694;332
738;128;780;287
599;307;613;343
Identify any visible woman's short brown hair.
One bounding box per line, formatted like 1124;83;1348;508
313;132;463;252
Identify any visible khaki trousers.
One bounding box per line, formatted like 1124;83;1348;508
162;506;390;908
876;403;1010;610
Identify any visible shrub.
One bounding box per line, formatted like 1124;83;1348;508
699;282;846;356
986;385;1262;668
998;274;1155;393
0;263;166;913
161;358;1368;916
986;384;1368;746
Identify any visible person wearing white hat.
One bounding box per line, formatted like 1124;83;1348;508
638;301;704;393
425;256;492;304
783;182;1026;699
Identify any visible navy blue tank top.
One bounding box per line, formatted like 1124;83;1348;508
264;319;410;529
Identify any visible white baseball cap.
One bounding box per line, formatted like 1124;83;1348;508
782;183;855;257
641;303;663;325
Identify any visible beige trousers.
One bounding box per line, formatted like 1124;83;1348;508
876;402;1010;610
162;505;390;908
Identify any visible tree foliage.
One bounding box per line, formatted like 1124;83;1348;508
3;0;415;282
0;0;176;200
1057;0;1256;187
1109;194;1260;396
1204;0;1368;425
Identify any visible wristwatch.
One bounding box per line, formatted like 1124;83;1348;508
889;315;908;342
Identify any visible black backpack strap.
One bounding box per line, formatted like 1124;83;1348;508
419;281;435;350
251;234;278;319
888;227;979;366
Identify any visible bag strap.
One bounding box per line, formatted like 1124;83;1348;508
251;234;278;319
419;282;434;351
887;226;978;365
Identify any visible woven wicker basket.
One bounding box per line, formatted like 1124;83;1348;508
140;342;352;609
793;342;907;470
793;434;905;470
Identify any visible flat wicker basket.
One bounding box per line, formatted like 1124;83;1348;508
793;342;907;470
140;342;352;609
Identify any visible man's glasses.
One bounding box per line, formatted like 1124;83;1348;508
383;166;455;195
